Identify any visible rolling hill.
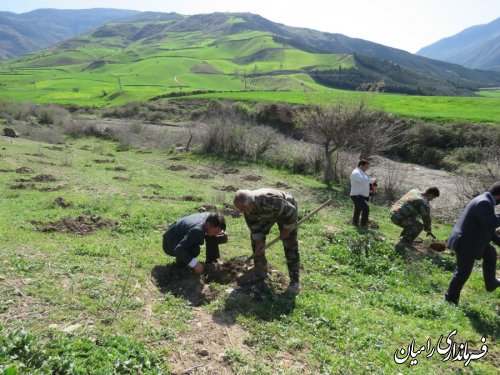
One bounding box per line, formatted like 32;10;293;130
417;17;500;72
1;11;500;106
0;8;140;60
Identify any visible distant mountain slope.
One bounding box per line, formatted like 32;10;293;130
0;8;140;60
417;17;500;72
1;11;500;104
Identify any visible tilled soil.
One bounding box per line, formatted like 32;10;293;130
151;257;289;307
31;215;119;235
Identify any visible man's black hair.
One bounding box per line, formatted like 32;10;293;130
425;187;440;197
358;160;369;167
488;181;500;196
206;212;226;231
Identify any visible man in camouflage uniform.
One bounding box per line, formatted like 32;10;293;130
234;188;300;293
390;187;440;245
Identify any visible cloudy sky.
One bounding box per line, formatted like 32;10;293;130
2;0;499;53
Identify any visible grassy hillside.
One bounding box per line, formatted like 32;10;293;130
1;13;500;124
0;134;498;374
0;18;354;107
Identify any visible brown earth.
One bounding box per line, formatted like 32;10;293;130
167;165;188;171
31;215;118;235
54;197;71;208
151;257;288;307
15;167;33;174
32;174;57;182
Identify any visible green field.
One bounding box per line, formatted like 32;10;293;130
1;17;499;124
0;133;498;374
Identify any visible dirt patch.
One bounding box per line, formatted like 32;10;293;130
106;166;127;172
243;174;261;182
180;195;203;202
93;159;115;164
10;183;36;190
24;153;48;158
31;215;118;235
15;167;33;174
220;203;242;218
32;174;57;182
113;176;130;181
37;185;65;192
27;159;57;166
54;197;71;208
45;146;65;151
190;174;212;180
168;156;182;161
167;165;187;171
141;195;168;200
168;308;251;375
151;257;289;307
275;181;291;189
219;185;238;192
429;241;447;252
221;167;239;174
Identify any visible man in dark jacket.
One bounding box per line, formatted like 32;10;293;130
162;212;226;274
445;181;500;305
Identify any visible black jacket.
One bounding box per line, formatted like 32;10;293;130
448;192;500;259
162;212;209;265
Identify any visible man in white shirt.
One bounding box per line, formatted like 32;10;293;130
350;160;376;229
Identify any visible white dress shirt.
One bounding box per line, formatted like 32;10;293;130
350;167;375;197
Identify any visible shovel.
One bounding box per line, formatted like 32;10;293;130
244;199;334;263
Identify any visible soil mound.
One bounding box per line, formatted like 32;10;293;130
54;197;71;208
15;167;33;174
31;215;118;235
167;165;187;171
32;174;57;182
243;174;261;181
151;257;289;307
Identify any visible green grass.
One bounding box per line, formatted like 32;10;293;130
0;25;498;123
182;91;500;124
0;135;498;374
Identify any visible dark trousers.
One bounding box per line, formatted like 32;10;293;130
250;221;300;283
445;244;498;304
350;195;369;227
162;234;226;264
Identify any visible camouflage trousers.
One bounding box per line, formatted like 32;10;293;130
251;222;300;283
390;213;423;243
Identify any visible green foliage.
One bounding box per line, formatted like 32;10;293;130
0;328;169;374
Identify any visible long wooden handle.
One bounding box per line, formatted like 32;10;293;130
245;199;333;263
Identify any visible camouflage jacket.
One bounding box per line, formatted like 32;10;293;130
390;188;432;231
244;188;297;241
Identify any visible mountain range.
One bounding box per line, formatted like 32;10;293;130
1;10;500;100
417;17;500;72
0;8;140;60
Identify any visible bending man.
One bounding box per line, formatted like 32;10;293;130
162;212;227;274
234;188;300;293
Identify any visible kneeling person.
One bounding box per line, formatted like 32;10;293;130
390;187;440;245
234;188;300;293
162;212;227;273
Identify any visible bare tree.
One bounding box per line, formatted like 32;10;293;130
354;111;407;160
295;98;368;185
455;145;500;204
